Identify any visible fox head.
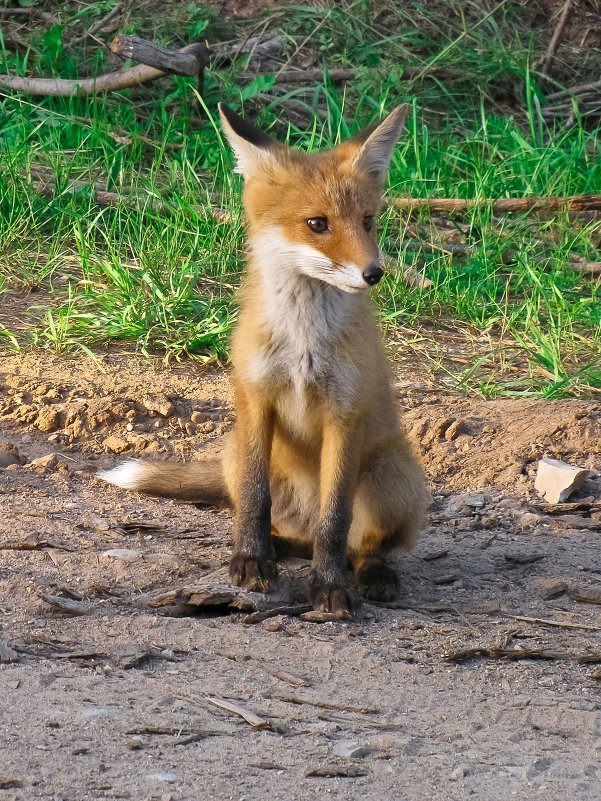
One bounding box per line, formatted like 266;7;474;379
218;102;407;294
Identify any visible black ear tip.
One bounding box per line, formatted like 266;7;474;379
217;102;274;150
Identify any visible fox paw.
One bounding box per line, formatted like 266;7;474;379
229;554;278;593
308;573;353;619
356;560;400;602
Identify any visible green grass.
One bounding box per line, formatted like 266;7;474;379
0;0;600;395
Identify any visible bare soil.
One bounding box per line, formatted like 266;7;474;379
1;350;600;801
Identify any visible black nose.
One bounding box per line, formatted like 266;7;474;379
362;264;384;286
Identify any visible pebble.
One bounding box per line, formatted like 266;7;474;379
143;395;175;418
0;451;20;468
538;578;568;600
35;408;61;433
190;411;208;424
450;764;469;780
103;548;141;562
534;458;589;504
332;740;372;758
29;453;59;470
262;616;285;632
102;435;129;453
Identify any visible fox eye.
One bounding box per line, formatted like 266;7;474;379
307;217;329;234
364;215;374;232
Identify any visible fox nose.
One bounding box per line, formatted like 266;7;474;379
362;264;384;286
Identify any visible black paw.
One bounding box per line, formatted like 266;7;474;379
356;560;400;601
229;554;278;593
308;572;353;619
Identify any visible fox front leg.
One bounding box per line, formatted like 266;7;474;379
309;413;360;617
229;391;277;593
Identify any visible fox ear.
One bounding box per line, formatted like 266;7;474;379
353;104;409;183
218;103;277;179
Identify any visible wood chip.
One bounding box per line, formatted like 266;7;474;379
507;614;601;632
306;766;368;778
272;694;378;715
443;646;569;663
504;552;546;565
300;610;350;623
0;777;23;789
205;697;273;730
264;668;308;688
39;593;88;616
243;604;312;624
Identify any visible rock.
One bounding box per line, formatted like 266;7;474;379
518;512;542;529
35;408;61;433
332;740;372;758
190;411;208;424
262;616;285;632
30;453;60;470
102;435;129;453
111;644;151;669
143;395;175;418
538;578;568;600
450;765;469;780
534;458;589;504
0;451;20;468
0;639;19;663
103;548;141;562
127;736;144;751
201;421;215;433
444;419;467;441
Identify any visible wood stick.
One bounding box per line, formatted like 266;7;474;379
110;36;209;77
389;195;601;213
0;7;57;23
507;614;601;632
541;0;573;76
28;175;231;222
547;78;601;102
0;42;208;97
73;2;124;46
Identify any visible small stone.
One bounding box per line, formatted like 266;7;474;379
128;736;144;751
444;419;467;441
518;512;542;529
35;408;61;433
103;548;141;562
534;458;589;504
201;421;215;433
450;764;468;780
191;411;208;424
30;453;59;470
538;578;568;600
143;395;175;418
0;451;20;468
102;435;129;453
126;422;133;432
332;740;372;758
262;616;285;632
0;639;19;663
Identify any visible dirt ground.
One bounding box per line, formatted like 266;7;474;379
1;350;600;801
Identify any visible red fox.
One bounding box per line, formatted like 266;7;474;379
99;103;430;617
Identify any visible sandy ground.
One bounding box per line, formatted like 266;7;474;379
1;351;600;801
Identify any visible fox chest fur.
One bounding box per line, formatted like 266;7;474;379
235;263;363;427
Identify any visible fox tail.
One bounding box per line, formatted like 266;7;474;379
97;458;229;506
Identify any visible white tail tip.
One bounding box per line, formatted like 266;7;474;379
97;460;145;490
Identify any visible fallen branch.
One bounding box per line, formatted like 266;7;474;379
110;36;209;78
0;7;57;23
74;2;124;46
389;195;601;214
507;614;601;632
547;78;601;102
0;41;209;97
443;646;569;663
570;259;601;276
540;0;573;77
28;174;231;222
